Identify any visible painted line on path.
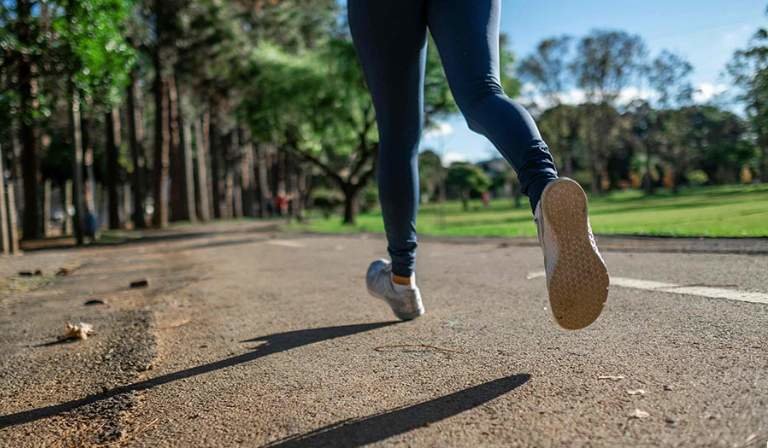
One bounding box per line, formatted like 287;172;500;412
526;271;768;305
267;240;306;248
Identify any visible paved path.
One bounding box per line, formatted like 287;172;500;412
1;222;766;447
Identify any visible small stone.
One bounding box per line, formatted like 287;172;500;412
663;385;673;391
626;389;646;396
664;416;677;426
129;279;149;289
629;409;650;419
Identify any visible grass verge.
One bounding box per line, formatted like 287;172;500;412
290;184;768;238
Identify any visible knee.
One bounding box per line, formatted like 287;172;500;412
455;77;505;110
453;79;507;131
377;123;423;162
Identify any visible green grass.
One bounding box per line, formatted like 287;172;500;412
291;184;768;238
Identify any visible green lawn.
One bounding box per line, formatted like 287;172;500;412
291;184;768;238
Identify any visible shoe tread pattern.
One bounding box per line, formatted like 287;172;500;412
542;179;609;330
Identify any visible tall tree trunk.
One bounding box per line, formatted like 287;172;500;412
194;115;211;221
224;168;235;219
643;144;655;195
182;119;197;222
175;75;196;222
294;162;307;221
255;144;271;218
122;184;132;224
342;184;360;225
17;0;40;240
0;144;9;254
69;86;86;245
230;129;242;219
42;179;51;236
586;104;603;194
105;107;121;229
209;107;222;219
63;180;73;236
152;51;170;228
239;128;255;217
5;182;20;253
284;152;294;219
168;74;191;222
127;69;146;229
81;107;96;225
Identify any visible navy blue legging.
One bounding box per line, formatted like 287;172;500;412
349;0;558;277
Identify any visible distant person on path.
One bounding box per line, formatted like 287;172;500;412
349;0;609;330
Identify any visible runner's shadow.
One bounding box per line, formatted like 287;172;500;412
0;322;397;429
263;373;530;448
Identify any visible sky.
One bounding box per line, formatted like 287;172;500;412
416;0;766;164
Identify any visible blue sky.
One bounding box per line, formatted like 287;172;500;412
416;0;766;164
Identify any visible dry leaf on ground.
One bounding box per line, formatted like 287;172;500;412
598;375;625;381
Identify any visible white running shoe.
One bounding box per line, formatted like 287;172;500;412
366;259;425;321
535;178;609;330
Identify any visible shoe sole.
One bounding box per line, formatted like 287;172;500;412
540;178;609;330
367;287;424;321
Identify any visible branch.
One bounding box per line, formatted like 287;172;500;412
349;145;372;179
349;109;377;179
356;164;377;189
287;145;345;187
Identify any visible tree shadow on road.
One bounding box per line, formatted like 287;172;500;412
262;374;530;448
0;322;397;429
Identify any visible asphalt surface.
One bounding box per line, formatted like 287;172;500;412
0;222;766;447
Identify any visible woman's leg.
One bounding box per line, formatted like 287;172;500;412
348;0;428;277
426;0;558;211
427;0;608;330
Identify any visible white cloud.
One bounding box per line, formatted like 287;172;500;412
441;151;468;166
559;88;587;105
693;82;728;103
524;82;728;107
522;86;649;108
424;122;454;139
617;86;654;104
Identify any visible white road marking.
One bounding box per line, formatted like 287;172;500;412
526;271;768;305
267;240;306;248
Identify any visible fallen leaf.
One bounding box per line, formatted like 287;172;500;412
629;409;650;419
598;375;625;381
64;322;95;340
627;389;646;396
